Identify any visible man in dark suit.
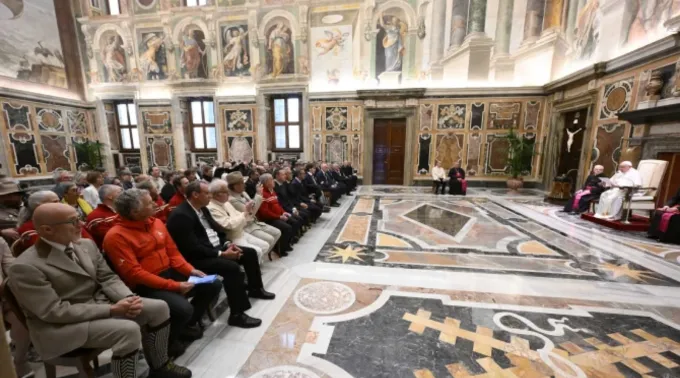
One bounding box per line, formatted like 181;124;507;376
315;163;343;207
245;170;259;199
303;164;330;212
166;181;275;328
290;169;323;221
330;163;351;195
341;160;357;192
273;169;310;228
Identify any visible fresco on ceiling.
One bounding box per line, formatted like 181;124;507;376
139;31;167;80
375;9;407;80
572;0;600;61
180;25;208;79
0;0;67;88
100;32;128;83
222;24;251;77
266;20;295;78
621;0;680;46
311;25;352;85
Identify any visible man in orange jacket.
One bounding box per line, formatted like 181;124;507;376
103;188;221;358
86;184;122;248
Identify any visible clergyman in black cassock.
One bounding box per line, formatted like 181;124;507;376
648;187;680;244
448;163;467;195
563;165;607;213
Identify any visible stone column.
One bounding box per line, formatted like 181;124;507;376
494;0;514;56
468;0;488;36
522;0;545;43
450;0;469;49
429;0;448;78
94;100;116;175
170;96;188;170
566;0;579;43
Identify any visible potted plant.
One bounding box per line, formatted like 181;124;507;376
74;139;105;170
505;128;534;191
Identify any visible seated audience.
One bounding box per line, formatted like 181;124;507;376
257;173;300;255
50;169;73;194
119;170;134;190
448;162;467;195
160;172;177;203
55;182;93;220
331;163;352;195
166;181;273;328
245;170;259;199
341;160;358;191
648;187;680;244
150;166;166;190
73;171;89;193
226;172;282;255
86;185;123;248
594;161;642;220
1;237;32;378
16;191;94;255
9;203;191;378
200;165;213;182
563;165;606;214
184;169;198;183
0;176;24;242
82;171;104;208
315;163;342;207
163;176;190;220
303;164;325;207
288;169;322;223
274;169;310;228
135;174;150;185
432;161;447;195
207;179;270;259
136;180;168;223
103;189;221;356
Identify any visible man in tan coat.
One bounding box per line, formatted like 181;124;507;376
7;203;191;378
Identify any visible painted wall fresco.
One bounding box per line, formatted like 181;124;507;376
622;0;680;47
375;9;408;81
220;104;257;163
0;0;67;88
138;31;167;80
221;24;251;77
265;21;295;78
100;32;128;83
179;25;209;79
310;101;363;176
311;25;352;85
0;98;96;177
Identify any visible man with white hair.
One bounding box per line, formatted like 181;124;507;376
563;165;607;214
594;161;642;220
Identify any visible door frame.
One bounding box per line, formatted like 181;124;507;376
363;107;416;185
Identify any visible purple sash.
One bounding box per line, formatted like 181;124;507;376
456;172;467;192
659;211;677;233
572;186;592;211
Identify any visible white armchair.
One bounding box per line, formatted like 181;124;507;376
626;159;668;219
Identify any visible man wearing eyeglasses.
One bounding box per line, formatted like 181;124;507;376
7;203;191;378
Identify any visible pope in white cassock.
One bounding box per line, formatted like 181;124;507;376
594;161;642;220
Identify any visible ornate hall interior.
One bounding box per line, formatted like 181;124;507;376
2;0;680;377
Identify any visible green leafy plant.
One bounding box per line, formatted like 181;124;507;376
74;140;105;170
506;128;534;179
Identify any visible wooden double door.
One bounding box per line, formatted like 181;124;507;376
372;118;406;185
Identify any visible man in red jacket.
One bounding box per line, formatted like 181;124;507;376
256;173;300;255
136;180;168;222
103;188;221;358
86;184;122;248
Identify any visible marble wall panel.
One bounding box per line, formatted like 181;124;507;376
312;102;364;176
225;109;253;132
419;104;433;130
488;102;521;129
68;110;89;135
593;123;625;175
141;109;172;134
325;134;348;163
145;136;174;169
195;153;218;166
227;136;254;163
470;103;484;130
599;77;634;120
312;133;322;161
36;108;64;132
434;133;464;169
122;153;142;170
351;134;361;173
466;132;482;176
312;105;323;131
436;104;466;129
523;101;540;130
485;134;510;175
40;135;71;173
350;106;362;131
9;133;40;175
325;106;348;131
417;133;432;175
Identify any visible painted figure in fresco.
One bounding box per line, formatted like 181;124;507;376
267;22;294;78
180;28;207;79
622;0;679;46
378;13;406;73
314;29;349;56
223;26;250;76
573;0;600;60
139;33;165;80
101;35;127;82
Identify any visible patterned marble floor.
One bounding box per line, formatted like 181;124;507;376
40;186;680;378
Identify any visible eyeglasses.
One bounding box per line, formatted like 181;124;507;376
45;218;80;227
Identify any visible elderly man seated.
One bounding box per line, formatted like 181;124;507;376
258;173;302;256
103;189;222;357
226;172;282;254
136;180;169;223
648;187;680;244
594;161;642;220
9;203;191;378
86;184;123;248
563;165;606;214
207;179;271;259
431;161;447;195
166;181;274;329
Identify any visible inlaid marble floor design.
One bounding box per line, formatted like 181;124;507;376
35;186;680;378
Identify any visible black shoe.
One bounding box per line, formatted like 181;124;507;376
278;249;289;257
168;341;188;359
322;206;331;212
179;325;202;342
149;362;192;378
331;203;340;207
249;288;276;300
228;313;262;328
